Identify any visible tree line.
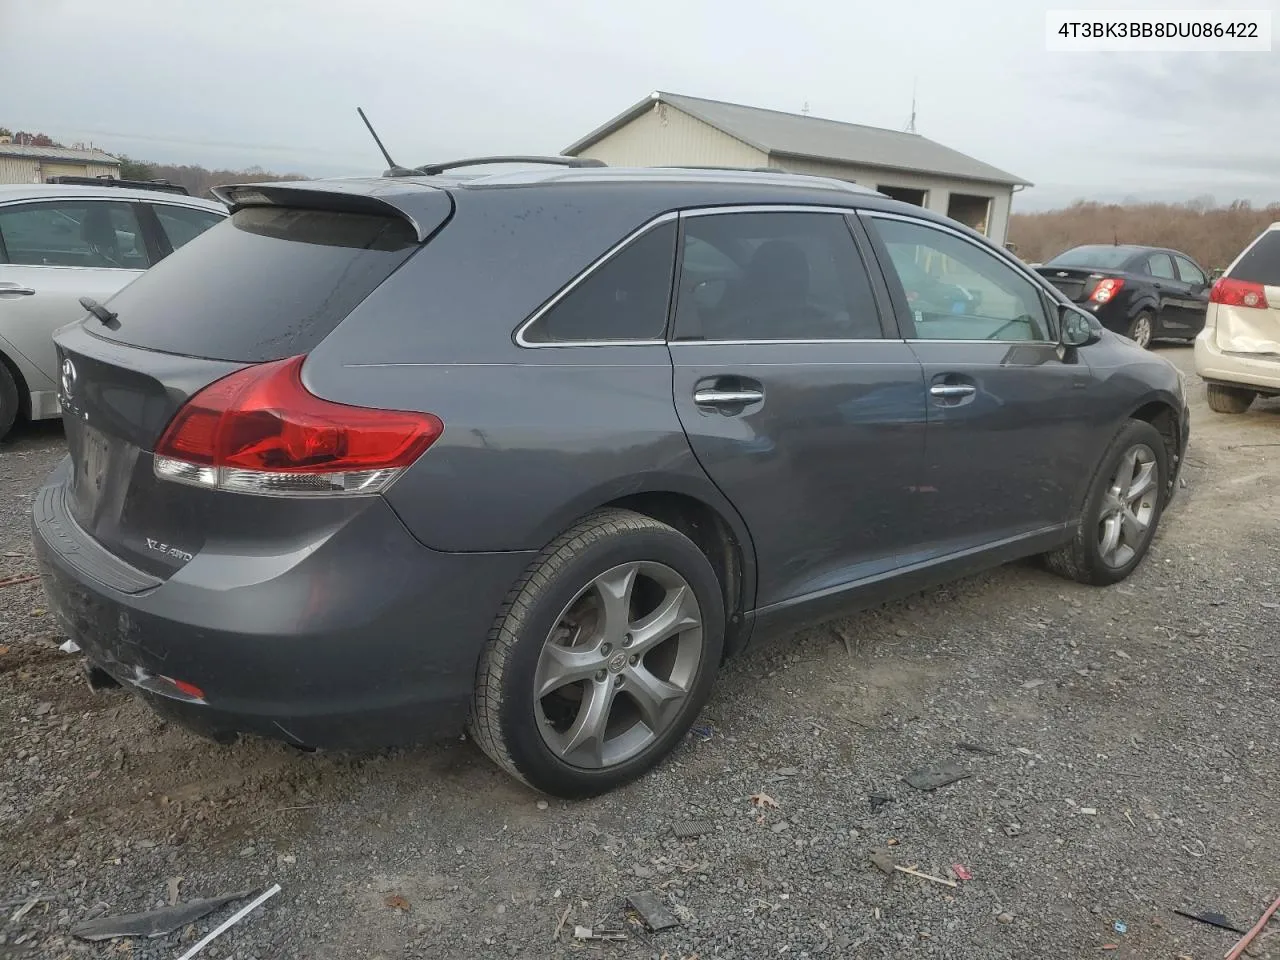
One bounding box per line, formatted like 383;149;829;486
1008;199;1280;270
117;157;305;198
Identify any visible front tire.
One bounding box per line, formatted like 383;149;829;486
1045;419;1168;586
1206;383;1255;414
469;509;724;798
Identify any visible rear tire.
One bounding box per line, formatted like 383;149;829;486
1127;311;1154;349
0;360;20;441
1044;419;1168;586
469;508;724;798
1206;383;1255;414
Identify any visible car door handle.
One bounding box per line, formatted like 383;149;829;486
694;388;765;405
929;384;976;399
0;283;36;297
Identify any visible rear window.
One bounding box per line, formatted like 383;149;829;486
1229;230;1280;286
1046;246;1137;270
96;206;419;362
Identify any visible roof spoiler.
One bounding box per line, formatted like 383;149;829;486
210;181;453;243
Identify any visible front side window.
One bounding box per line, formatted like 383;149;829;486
1145;253;1177;279
674;211;881;341
521;220;677;343
1174;255;1206;287
0;200;151;269
868;217;1051;342
153;204;225;252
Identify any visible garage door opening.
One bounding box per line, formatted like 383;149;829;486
877;185;928;206
947;193;992;235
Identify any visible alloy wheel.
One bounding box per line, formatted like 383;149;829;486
1097;442;1158;568
534;561;703;769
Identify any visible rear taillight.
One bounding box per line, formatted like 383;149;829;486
153;356;442;496
1090;277;1124;303
1210;276;1270;309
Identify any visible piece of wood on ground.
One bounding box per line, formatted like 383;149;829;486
1225;893;1280;960
893;865;958;888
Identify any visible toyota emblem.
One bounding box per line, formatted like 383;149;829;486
60;357;77;399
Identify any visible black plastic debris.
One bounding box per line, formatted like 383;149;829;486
904;762;970;791
672;820;713;840
868;793;895;813
1172;908;1247;935
71;890;254;941
627;891;680;932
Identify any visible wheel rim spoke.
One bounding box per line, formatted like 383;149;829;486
1126;460;1157;502
556;679;615;765
624;663;687;732
534;643;602;699
1120;506;1147;543
628;584;699;654
593;563;639;642
1099;513;1122;560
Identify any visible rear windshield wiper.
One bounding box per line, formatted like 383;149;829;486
80;297;118;325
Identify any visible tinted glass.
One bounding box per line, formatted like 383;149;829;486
1174;255;1206;286
870;217;1050;341
674;212;881;340
153;204;225;252
97;206;418;362
522;220;676;343
1145;253;1176;279
1046;245;1135;269
0;200;150;269
1229;230;1280;285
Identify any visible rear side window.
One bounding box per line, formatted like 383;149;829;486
97;206;418;362
673;211;881;341
521;220;676;343
1144;253;1176;279
0;200;151;269
1230;230;1280;285
152;204;225;252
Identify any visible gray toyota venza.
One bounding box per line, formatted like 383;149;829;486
32;162;1189;797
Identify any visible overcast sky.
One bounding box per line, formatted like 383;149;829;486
3;0;1277;210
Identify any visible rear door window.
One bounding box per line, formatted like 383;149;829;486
1145;253;1177;280
0;200;151;269
520;220;676;343
673;211;882;341
96;206;419;362
152;204;225;252
1230;230;1280;285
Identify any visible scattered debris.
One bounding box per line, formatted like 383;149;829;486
951;864;973;881
1180;838;1207;858
1101;945;1118;951
175;884;281;960
1002;823;1023;838
71;890;255;941
904;762;970;791
868;849;896;876
1171;908;1246;934
834;627;855;655
58;639;81;654
573;925;626;941
1113;920;1128;934
749;792;779;809
384;894;410;912
10;898;41;923
552;903;572;941
997;911;1015;924
689;723;715;742
956;741;999;756
0;573;39;589
1079;808;1098;816
868;793;894;813
33;702;52;717
770;820;790;834
894;865;958;889
166;878;183;908
672;820;714;840
1021;679;1047;689
776;766;800;777
627;891;681;932
536;800;549;810
1224;893;1280;960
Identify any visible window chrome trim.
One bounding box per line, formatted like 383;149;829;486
671;338;896;346
680;203;861;218
513;210;681;349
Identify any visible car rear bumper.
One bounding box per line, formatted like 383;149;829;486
1194;331;1280;394
32;459;534;749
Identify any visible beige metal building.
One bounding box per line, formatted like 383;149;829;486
0;142;121;185
564;92;1030;245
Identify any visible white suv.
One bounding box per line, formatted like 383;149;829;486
0;181;226;438
1194;222;1280;413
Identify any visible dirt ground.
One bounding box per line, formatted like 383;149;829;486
2;345;1278;960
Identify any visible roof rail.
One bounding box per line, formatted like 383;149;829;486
45;175;190;196
394;156;607;177
657;164;785;173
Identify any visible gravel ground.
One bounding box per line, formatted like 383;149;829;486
2;345;1278;960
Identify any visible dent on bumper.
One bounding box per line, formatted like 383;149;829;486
32;476;535;749
1195;334;1280;391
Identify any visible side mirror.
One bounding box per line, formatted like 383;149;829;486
1209;268;1225;283
1059;304;1101;348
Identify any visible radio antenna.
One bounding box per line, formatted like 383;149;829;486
357;107;414;176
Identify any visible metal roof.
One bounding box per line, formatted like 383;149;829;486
0;184;223;210
0;143;120;165
565;92;1031;188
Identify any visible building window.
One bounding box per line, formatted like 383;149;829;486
946;193;993;235
877;185;928;207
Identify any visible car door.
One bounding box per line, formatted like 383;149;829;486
861;212;1096;552
0;199;151;386
1173;253;1211;335
1141;251;1185;334
668;207;928;609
